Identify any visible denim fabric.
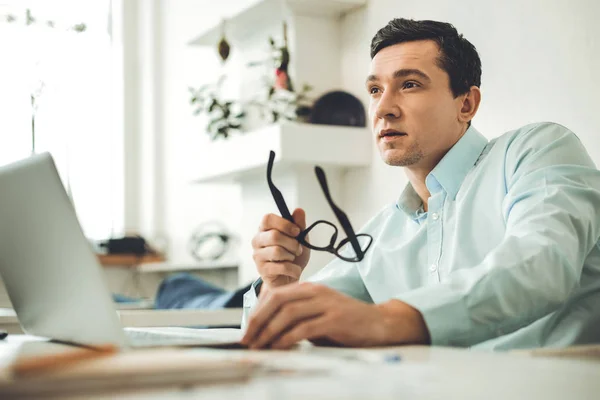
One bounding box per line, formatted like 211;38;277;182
154;273;250;310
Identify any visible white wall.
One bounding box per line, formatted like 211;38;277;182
155;0;260;267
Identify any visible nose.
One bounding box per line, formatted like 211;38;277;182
374;90;401;120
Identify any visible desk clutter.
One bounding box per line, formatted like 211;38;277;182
0;341;258;397
0;338;392;398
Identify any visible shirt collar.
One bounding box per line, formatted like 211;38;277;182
397;125;488;216
427;125;488;200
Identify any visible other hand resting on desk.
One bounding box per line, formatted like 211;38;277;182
241;282;430;349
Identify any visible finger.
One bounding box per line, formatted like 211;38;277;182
254;246;298;264
242;283;317;345
250;298;325;349
254;230;303;256
291;208;307;231
270;316;330;350
259;213;301;237
261;262;302;281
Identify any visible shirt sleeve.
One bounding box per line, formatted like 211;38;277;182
395;123;600;346
241;256;373;331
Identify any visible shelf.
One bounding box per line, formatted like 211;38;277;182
188;0;367;46
98;254;165;268
191;122;372;184
136;260;239;273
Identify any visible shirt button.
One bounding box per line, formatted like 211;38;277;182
431;212;439;220
429;264;438;273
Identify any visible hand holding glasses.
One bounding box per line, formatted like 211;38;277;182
267;151;373;262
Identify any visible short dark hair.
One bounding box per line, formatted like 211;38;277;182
371;18;481;98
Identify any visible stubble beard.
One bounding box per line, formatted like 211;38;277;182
382;141;424;167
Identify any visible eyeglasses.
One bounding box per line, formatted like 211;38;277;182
267;150;373;262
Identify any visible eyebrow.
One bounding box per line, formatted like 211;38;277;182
366;68;432;85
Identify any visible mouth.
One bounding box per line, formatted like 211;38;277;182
379;129;407;139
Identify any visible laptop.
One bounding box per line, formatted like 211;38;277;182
0;153;242;349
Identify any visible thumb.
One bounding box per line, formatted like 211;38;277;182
292;208;307;230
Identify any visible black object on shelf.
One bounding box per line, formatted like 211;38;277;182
309;90;366;127
98;236;153;256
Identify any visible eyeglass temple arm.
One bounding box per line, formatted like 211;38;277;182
314;167;364;256
268;150;294;222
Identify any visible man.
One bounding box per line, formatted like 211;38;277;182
240;18;600;350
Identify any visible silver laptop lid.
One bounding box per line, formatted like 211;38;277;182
0;153;127;348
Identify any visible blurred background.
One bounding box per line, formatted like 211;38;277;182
0;0;599;308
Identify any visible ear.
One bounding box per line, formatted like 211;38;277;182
457;86;481;124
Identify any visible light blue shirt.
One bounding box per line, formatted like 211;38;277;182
243;122;600;350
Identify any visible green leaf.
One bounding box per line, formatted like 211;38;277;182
72;23;87;32
208;117;222;129
25;9;35;25
208;99;218;112
217;126;229;139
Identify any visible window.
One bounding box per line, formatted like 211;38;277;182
0;0;123;240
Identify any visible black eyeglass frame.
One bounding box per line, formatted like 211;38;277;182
266;150;373;262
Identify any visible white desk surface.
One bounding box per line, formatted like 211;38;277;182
1;331;599;399
0;308;243;332
135;260;239;273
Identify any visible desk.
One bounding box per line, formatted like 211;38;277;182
0;308;243;334
1;332;599;399
117;308;242;328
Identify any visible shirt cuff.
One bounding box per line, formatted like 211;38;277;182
394;284;475;346
241;278;261;332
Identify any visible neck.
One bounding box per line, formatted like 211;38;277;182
404;167;432;212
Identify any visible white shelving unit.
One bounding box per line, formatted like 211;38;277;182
188;0;369;106
192;122;371;184
188;0;367;47
187;0;371;284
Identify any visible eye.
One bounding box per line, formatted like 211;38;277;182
402;81;419;89
369;86;381;95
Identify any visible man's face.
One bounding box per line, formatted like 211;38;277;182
367;40;466;169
